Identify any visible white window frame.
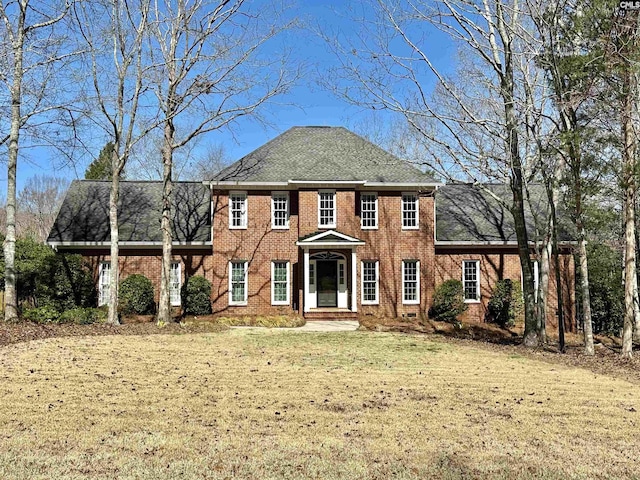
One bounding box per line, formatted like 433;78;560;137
318;189;336;228
229;191;247;229
360;192;378;229
271;192;290;230
170;262;181;306
402;260;420;305
229;261;248;306
401;192;419;230
98;261;111;307
361;260;379;305
462;260;481;303
271;261;290;305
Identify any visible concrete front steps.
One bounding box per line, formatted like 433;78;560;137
304;308;358;321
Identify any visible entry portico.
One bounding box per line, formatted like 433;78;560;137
296;230;365;314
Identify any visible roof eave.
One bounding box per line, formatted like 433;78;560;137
48;241;212;250
206;180;442;190
435;240;577;247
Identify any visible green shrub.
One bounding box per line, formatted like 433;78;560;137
35;253;96;311
23;305;60;324
58;307;106;325
183;276;212;315
487;279;523;328
429;279;467;324
119;274;155;315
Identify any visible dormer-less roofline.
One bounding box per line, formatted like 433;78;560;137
206;180;443;190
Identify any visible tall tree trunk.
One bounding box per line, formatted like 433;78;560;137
537;237;551;344
634;204;640;341
107;148;121;326
622;78;636;358
157;119;174;325
548;191;565;353
495;8;538;346
578;236;594;355
3;7;25;322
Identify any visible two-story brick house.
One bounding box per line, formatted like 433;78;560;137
48;126;575;327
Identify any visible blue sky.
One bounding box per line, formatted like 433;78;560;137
1;0;455;195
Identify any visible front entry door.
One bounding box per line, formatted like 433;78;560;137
316;260;338;307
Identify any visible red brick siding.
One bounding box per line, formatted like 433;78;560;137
78;248;212;304
434;247;575;330
211;189;435;318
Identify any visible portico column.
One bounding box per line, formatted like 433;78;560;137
351;248;357;312
303;248;310;313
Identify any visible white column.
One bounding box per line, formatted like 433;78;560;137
351;248;357;312
303;248;310;313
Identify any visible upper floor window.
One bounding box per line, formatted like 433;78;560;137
170;262;181;306
271;192;289;229
229;191;247;229
402;193;418;230
463;260;480;302
402;260;420;304
361;193;378;229
318;190;336;228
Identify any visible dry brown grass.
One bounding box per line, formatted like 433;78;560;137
0;330;638;479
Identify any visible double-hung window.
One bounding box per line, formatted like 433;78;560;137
318;190;336;228
271;192;289;229
229;261;248;305
361;193;378;229
463;260;480;302
361;260;379;304
271;261;290;305
402;260;420;304
402;193;418;230
170;262;181;306
98;261;111;306
229;191;247;229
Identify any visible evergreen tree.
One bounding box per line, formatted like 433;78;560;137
84;142;115;180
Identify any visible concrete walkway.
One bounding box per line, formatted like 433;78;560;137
295;320;359;332
231;320;359;333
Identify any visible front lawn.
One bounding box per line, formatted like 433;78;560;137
0;330;638;479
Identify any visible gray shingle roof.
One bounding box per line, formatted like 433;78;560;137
212;126;437;183
436;184;575;243
48;181;211;244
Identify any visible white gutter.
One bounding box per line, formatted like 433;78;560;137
48;241;211;248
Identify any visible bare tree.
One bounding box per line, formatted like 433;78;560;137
610;8;640;358
326;0;558;346
148;0;299;324
17;175;68;242
74;0;154;325
0;0;72;321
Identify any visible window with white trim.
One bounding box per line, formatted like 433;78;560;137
309;263;315;287
229;192;247;229
402;260;420;304
271;261;290;305
318;190;336;228
402;193;418;229
271;192;289;229
361;260;379;304
98;261;111;306
361;193;378;229
463;260;480;302
229;261;247;305
170;262;181;306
